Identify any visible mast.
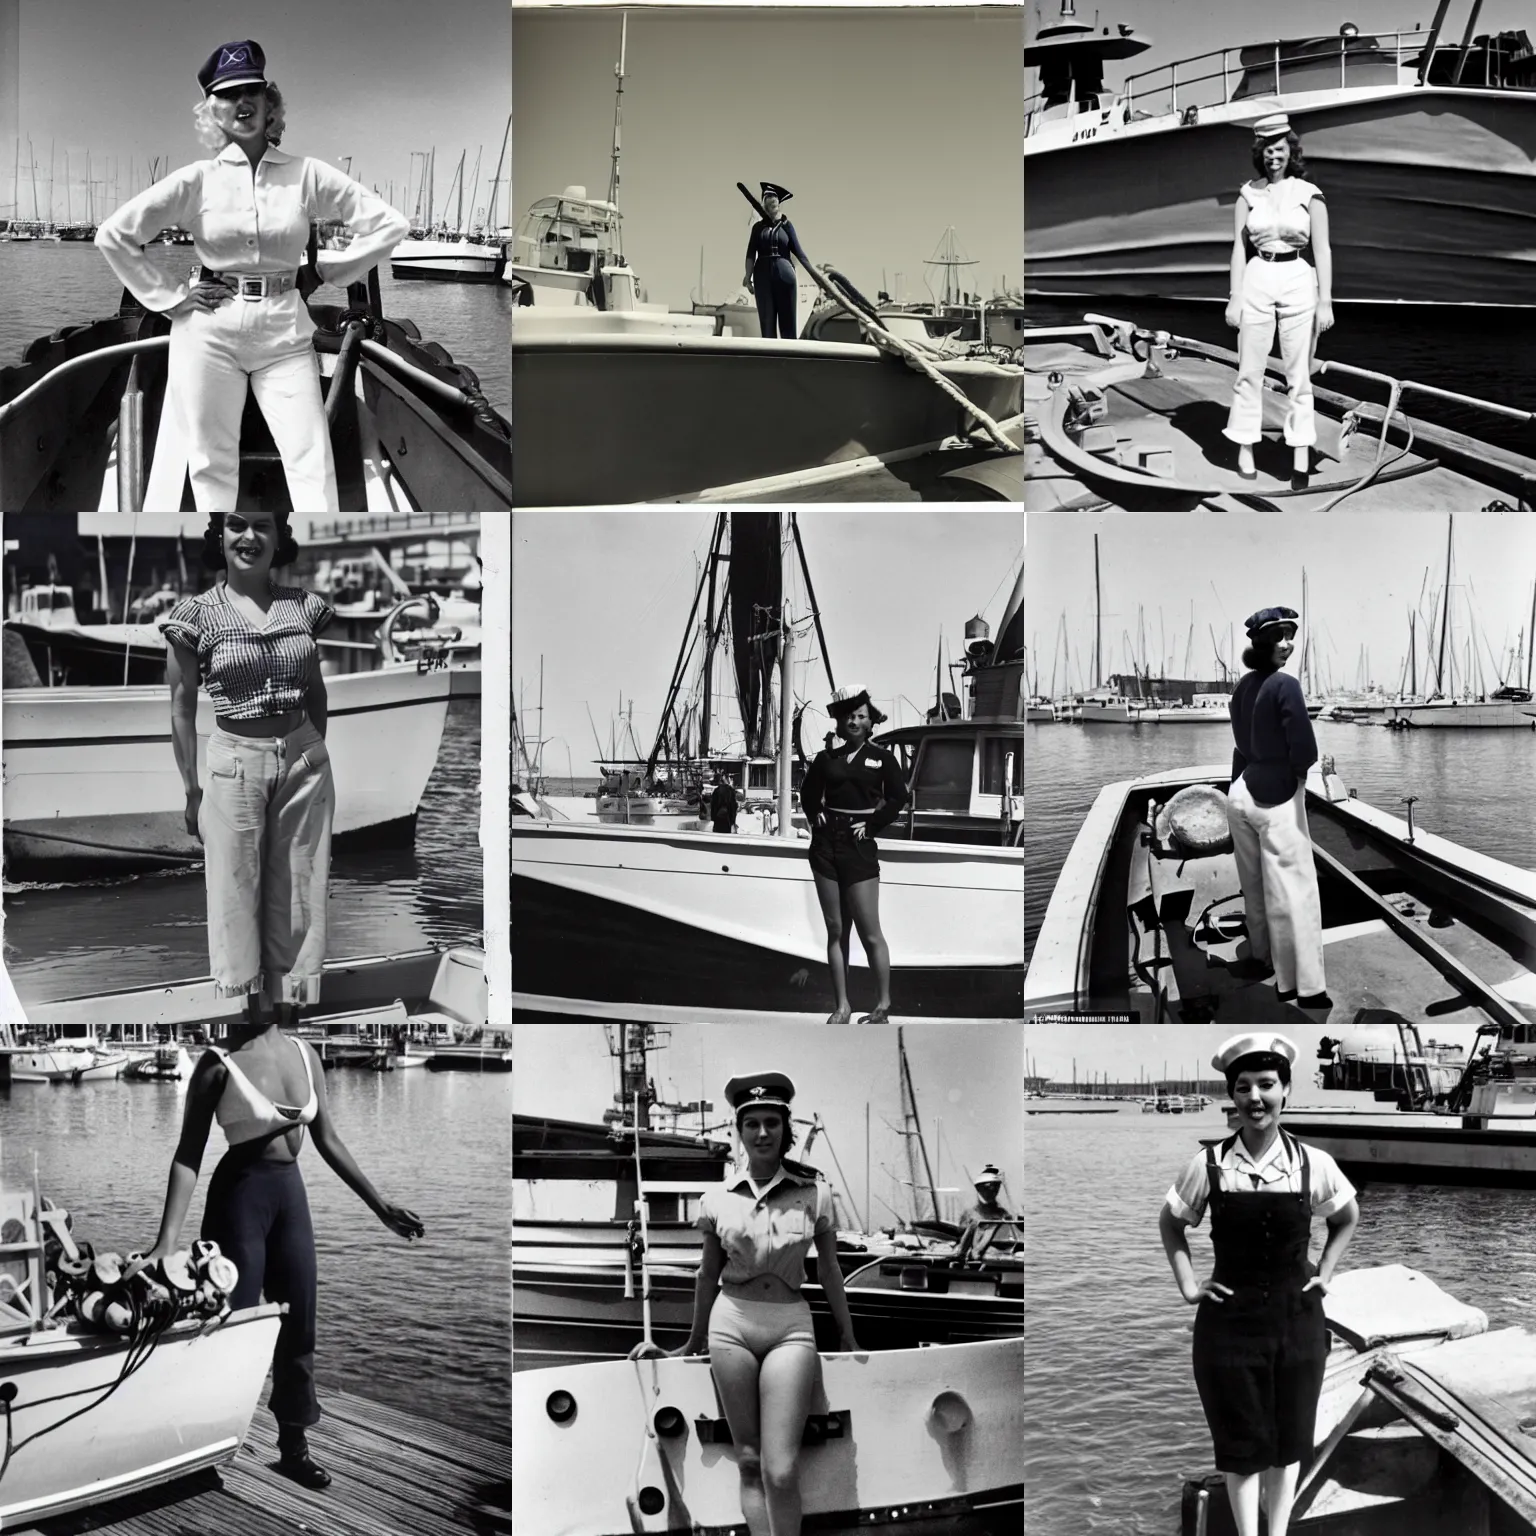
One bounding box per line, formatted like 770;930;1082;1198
486;114;510;231
1435;515;1453;696
453;149;465;234
1093;533;1102;688
1409;610;1417;698
607;11;628;245
466;145;482;233
698;514;725;761
898;1029;940;1224
790;514;837;697
1528;578;1535;692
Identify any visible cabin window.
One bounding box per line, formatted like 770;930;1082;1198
911;740;974;810
980;738;1023;795
749;763;772;790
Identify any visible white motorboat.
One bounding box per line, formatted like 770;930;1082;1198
6;1045;99;1083
1386;688;1536;728
390;231;506;283
3;664;453;881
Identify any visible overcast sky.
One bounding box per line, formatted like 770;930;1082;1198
2;0;510;222
1025;513;1536;696
513;5;1024;309
512;510;1024;778
515;1022;1022;1226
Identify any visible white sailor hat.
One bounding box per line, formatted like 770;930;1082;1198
1252;111;1292;143
724;1070;796;1117
1212;1032;1299;1076
975;1164;1002;1185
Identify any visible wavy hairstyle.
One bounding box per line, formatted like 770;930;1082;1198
735;1104;797;1158
192;82;287;155
1250;128;1308;179
1241;633;1293;672
200;514;300;572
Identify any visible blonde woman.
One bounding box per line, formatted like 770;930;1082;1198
95;39;407;510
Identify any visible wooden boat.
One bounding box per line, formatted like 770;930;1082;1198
0;266;510;512
1024;317;1536;513
18;945;487;1031
1026;757;1536;1024
122;1043;194;1081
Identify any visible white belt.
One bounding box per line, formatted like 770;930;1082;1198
194;267;299;299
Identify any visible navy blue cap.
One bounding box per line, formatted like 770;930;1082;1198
760;182;793;204
198;41;267;97
724;1071;796;1116
1244;606;1299;639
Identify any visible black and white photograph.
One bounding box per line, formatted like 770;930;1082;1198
1025;1020;1536;1535
0;510;506;1530
512;509;1024;1024
513;1021;1023;1534
511;4;1025;504
0;0;512;512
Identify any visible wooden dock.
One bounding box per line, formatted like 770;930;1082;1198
17;1384;509;1536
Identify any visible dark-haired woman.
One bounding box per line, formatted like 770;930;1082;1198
631;1071;860;1536
1223;113;1334;481
743;182;811;340
1226;606;1330;1011
1159;1033;1358;1536
799;687;908;1025
160;512;336;1025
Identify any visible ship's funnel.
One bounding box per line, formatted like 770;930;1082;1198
965;615;992;659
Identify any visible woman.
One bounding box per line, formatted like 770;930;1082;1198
799;686;908;1025
742;182;812;340
1159;1033;1359;1536
1222;113;1334;482
1226;606;1330;1011
95;40;408;510
127;1001;425;1488
161;512;335;1023
631;1072;860;1536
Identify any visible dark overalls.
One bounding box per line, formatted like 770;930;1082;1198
747;217;804;339
1191;1131;1329;1475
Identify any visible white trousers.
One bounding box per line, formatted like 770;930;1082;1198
155;290;339;512
1224;256;1318;448
1226;773;1326;997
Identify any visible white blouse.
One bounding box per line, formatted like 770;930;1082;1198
1241;176;1323;254
95;143;408;315
1165;1133;1356;1226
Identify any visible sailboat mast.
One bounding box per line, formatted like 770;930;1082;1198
699;514;725;761
608;11;628;244
1528;578;1535;693
898;1029;940;1223
1093;533;1102;689
1436;515;1453;695
486;114;511;231
790;514;837;697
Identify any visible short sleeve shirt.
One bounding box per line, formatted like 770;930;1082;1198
1242;176;1322;253
159;582;335;721
1164;1133;1355;1226
696;1163;835;1288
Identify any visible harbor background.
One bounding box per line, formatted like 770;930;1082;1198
1;1066;510;1445
1024;1028;1536;1535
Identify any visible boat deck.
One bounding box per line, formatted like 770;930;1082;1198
14;1385;508;1536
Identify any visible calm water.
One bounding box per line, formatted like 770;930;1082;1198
1025;1106;1536;1535
3;697;482;1004
1025;718;1536;956
0;1067;510;1443
0;241;509;415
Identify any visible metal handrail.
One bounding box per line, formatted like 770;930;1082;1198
0;337;168;426
357;339;478;415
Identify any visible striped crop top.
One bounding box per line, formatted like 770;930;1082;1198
159;582;335;721
209;1036;319;1146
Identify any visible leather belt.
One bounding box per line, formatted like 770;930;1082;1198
194;266;299;298
1255;250;1303;263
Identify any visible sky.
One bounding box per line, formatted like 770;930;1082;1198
512;5;1024;309
511;510;1025;778
513;1022;1023;1227
1;0;511;223
1024;512;1536;697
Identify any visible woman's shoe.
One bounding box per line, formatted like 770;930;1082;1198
276;1451;333;1490
1297;991;1334;1011
857;1005;892;1025
825;1007;852;1026
1237;445;1257;480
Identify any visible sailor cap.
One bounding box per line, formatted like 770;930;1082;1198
760;182;793;204
198;40;268;97
724;1070;796;1116
1212;1032;1299;1076
975;1164;1002;1184
1252;111;1292;143
827;685;888;724
1244;606;1299;639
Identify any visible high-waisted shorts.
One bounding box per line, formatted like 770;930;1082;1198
808;820;880;887
708;1290;817;1359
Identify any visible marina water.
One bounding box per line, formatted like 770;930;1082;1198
1026;1106;1536;1535
0;1065;509;1444
1026;719;1536;957
3;697;482;1004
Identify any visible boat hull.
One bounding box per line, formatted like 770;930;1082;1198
0;1303;282;1525
512;1338;1023;1536
390;238;506;283
1024;88;1536;305
2;666;451;879
6;1047;96;1083
511;333;1023;504
1386;701;1536;727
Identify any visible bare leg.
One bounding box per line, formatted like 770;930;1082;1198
843;877;891;1012
710;1341;768;1536
1262;1463;1301;1536
1224;1470;1262;1536
758;1345;818;1536
811;873;850;1021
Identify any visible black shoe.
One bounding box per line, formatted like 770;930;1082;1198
277;1451;332;1490
1228;957;1275;982
1297;991;1334;1011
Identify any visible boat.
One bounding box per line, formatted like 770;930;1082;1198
1386;687;1536;728
122;1042;194;1080
0;1177;282;1526
5;1043;99;1083
1023;316;1536;513
1026;1;1536;306
391;231;506;283
1025;754;1536;1025
0;263;511;512
1180;1263;1536;1534
3;664;456;881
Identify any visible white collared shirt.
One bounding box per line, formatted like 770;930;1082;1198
1241;176;1322;254
1165;1132;1355;1226
95;143;409;314
697;1161;835;1288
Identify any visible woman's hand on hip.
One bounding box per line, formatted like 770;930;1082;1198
296;265;323;302
1183;1277;1233;1305
1315;301;1335;334
850;823;868;841
1302;1274;1330;1296
377;1202;426;1241
171;279;235;317
184;788;203;843
1224;300;1243;331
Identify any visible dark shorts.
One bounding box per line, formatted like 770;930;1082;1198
809;821;880;887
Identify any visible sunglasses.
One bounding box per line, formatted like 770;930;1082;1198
211;82;265;101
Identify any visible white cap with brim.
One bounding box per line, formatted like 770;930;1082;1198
1253;111;1292;143
1212;1032;1299;1075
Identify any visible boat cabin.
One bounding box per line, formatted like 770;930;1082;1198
1024;3;1151;140
510;190;631;307
15;585;77;628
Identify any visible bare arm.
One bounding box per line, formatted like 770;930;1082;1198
1310;196;1334;329
1226;195;1248;329
127;1052;223;1271
813;1225;861;1349
166;637;202;798
1306;1197;1359;1291
1159;1205;1232;1306
675;1230;725;1355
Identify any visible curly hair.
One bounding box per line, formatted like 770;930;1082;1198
735;1105;796;1157
1241;634;1292;672
200;514;300;572
1251;129;1308;179
192;82;287;154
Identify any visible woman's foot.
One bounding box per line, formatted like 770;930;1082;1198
826;1006;852;1026
1236;445;1257;479
1297;991;1334;1011
276;1430;331;1489
858;1004;892;1025
1292;445;1311;475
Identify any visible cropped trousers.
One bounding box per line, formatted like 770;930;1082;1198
1224;256;1318;449
200;720;334;1005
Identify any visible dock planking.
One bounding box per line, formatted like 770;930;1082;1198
17;1385;509;1536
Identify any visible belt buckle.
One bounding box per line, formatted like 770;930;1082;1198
239;276;265;300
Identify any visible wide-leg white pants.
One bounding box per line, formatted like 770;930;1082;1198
1223;256;1318;448
1226;773;1326;997
159;290;339;512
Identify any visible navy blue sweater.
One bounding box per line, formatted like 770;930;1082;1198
745;216;811;271
800;740;909;835
1230;668;1317;805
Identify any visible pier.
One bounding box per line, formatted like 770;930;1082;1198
14;1384;509;1535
